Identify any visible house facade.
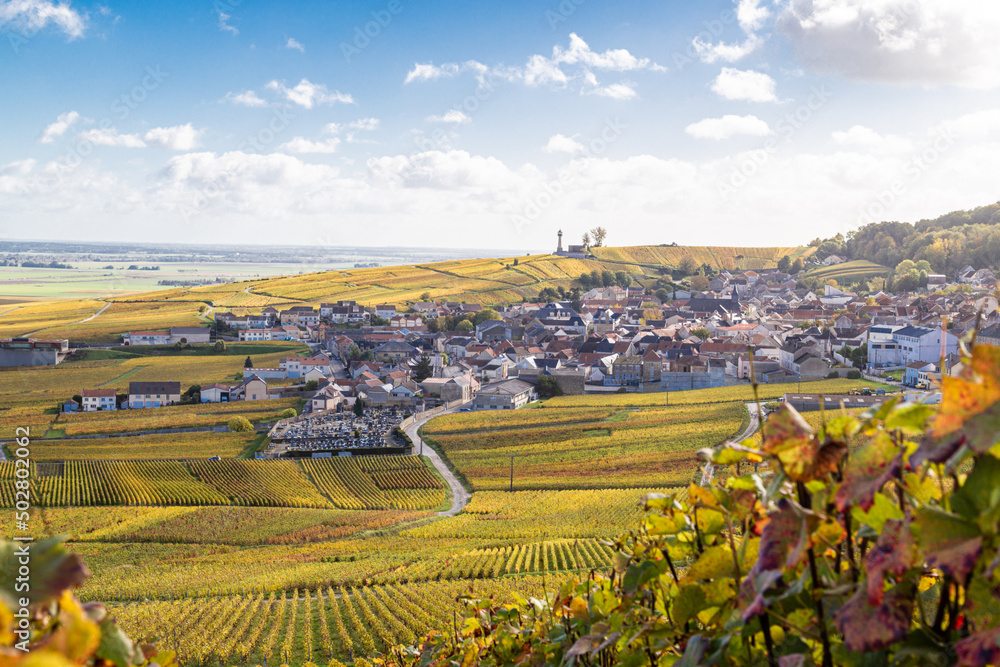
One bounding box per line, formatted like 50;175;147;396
81;388;116;411
473;379;536;410
128;381;181;408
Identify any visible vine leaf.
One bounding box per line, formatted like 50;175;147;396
738;499;809;620
762;403;845;482
835;431;901;512
955;625;1000;667
834;582;915;653
933;344;1000;439
914;506;983;582
863;519;914;605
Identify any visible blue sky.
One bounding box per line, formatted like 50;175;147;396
2;0;1000;250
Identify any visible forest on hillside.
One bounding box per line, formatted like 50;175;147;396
812;202;1000;276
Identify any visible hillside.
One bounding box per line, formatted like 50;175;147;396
0;245;815;341
804;259;892;284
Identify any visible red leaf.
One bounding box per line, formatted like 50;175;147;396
757;499;809;572
863;519;914;605
956;626;1000;667
834;583;915;653
834;431;901;512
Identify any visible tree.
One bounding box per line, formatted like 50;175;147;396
690;327;711;340
344;343;361;360
535;375;563;398
420;291;432;301
304;379;319;391
359;349;375;362
353;398;364;417
691;274;710;291
600;270;615;287
655;288;670;302
213;340;226;352
280;408;297;418
180;385;201;405
581;232;591;247
589;226;607;247
777;255;791;272
244;356;253;368
413;355;433;382
227;416;253;432
473;309;501;326
614;271;632;288
456;320;474;332
790;258;804;274
513;258;519;266
677;255;698;276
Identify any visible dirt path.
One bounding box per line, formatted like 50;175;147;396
405;403;471;517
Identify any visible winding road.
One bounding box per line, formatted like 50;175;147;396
700;402;763;485
405;403;471;517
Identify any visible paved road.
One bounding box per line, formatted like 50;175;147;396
405;403;471;516
700;402;762;485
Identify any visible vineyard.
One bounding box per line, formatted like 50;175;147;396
805;258;892;283
421;401;747;490
2;455;446;510
31;432;258;460
111;578;551;665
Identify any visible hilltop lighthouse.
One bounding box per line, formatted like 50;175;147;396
556;229;564;253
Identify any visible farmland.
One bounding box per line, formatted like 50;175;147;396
805;258;892;284
421;401;747;490
3;455;446;510
30;432;259;460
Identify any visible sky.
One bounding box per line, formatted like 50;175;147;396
2;0;1000;251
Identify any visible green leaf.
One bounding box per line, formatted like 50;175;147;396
884;403;935;434
674;635;709;667
914;506;983;582
833;582;915;653
0;536;90;604
851;492;903;534
835;431;901;512
683;545;739;582
622;561;660;595
951;454;1000;524
96;617;136;667
756;499;809;572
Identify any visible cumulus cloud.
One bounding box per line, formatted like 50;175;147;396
39;111;81;143
223;90;269;108
693;0;770;63
686;114;772;140
831;125;913;154
427;110;471;124
266;79;354;108
349;118;380;131
143;124;203;150
711;67;779;102
78;128;146;148
0;0;86;39
543;134;585;154
776;0;1000;89
404;33;663;98
285;37;304;52
278;136;341;154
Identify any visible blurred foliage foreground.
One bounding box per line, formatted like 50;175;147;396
4;343;1000;666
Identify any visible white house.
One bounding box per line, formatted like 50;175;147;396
892;325;959;366
81;388;116;411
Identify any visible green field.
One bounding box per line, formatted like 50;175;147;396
805;258;891;284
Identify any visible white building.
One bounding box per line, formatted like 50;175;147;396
81;388;116;411
892;325;959;366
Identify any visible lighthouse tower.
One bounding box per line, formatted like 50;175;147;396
556;229;564;254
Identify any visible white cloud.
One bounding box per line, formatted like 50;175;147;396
78;128;146;148
711;67;779;102
947;109;1000;139
404;33;663;98
686;114;772;140
589;82;638;100
692;0;769;63
831;125;913;154
404;63;461;84
349;118;380;131
776;0;1000;89
277;137;341;154
427;110;471;124
266;79;354;108
39;111;80;143
0;0;86;39
285;37;304;52
143;124;203;150
217;11;238;35
224;90;269;108
543;134;585;155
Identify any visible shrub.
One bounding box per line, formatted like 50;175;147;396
826;370;840;379
227;416;254;432
846;369;862;379
280;408;297;419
